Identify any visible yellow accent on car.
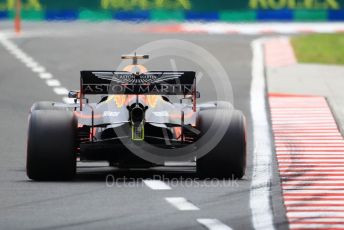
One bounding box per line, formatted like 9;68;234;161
132;124;144;141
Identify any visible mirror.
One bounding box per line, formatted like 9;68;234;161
68;90;79;98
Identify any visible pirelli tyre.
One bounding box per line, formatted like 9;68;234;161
196;109;246;179
30;101;66;112
27;110;77;180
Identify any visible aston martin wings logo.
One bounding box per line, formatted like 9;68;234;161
92;71;183;84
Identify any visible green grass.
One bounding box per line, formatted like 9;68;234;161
291;34;344;65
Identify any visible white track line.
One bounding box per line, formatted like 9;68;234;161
165;197;199;211
46;79;61;87
197;219;233;230
249;38;274;230
53;87;69;95
32;66;45;73
143;180;171;190
0;34;71;103
39;72;53;79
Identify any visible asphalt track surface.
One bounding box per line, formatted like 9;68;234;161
0;22;287;230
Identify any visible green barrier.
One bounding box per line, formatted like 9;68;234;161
0;0;344;21
294;9;327;21
150;10;184;21
219;10;256;22
22;9;43;20
248;0;342;10
8;9;43;20
79;10;111;21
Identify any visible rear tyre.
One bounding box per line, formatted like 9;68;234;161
196;110;246;179
30;101;66;112
27;110;77;180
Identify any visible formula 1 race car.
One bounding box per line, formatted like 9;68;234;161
26;54;246;181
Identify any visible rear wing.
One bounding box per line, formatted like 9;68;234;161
80;71;196;96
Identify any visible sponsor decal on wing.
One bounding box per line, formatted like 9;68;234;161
92;71;183;85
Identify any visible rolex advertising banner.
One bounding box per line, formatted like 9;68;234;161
0;0;343;21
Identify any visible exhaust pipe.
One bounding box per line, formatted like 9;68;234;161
131;106;144;125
